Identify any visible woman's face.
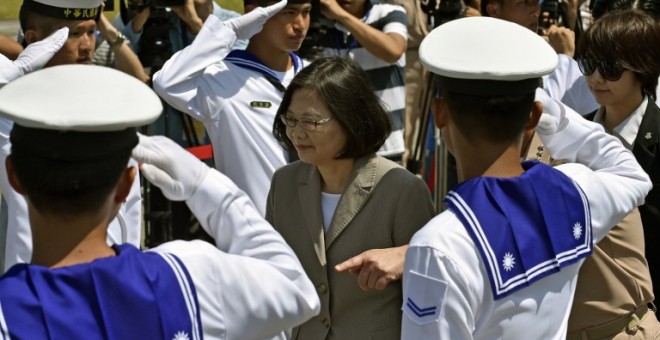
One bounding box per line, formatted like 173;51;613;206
285;88;348;167
587;68;642;108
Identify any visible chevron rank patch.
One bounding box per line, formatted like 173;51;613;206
402;270;447;325
250;101;272;109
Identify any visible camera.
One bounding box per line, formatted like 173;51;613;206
539;0;564;28
127;0;185;12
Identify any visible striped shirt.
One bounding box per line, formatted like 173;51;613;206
319;4;408;157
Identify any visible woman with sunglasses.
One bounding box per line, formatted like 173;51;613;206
267;56;434;340
568;9;660;339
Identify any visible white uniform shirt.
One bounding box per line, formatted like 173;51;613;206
150;170;320;339
0;117;142;272
153;16;299;216
401;104;652;339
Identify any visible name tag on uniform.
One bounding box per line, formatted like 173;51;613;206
250;101;272;109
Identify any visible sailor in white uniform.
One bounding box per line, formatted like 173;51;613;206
152;0;311;216
401;17;651;339
0;0;143;273
0;64;320;339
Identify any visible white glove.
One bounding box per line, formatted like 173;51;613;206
132;134;209;201
535;87;569;135
0;27;68;85
223;0;287;40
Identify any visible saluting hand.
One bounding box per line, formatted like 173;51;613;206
0;27;68;85
223;0;287;40
335;245;408;291
132;134;209;201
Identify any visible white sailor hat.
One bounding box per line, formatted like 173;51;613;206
419;16;558;96
0;64;162;161
21;0;103;21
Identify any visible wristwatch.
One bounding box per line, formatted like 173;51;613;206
107;32;127;48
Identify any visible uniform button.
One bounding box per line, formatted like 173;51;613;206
321;317;330;328
317;283;328;294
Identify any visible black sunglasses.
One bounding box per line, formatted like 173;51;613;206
577;58;626;81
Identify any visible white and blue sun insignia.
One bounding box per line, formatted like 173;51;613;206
573;222;583;240
172;331;190;340
502;252;516;271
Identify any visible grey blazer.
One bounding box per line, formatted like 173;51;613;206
266;154;435;340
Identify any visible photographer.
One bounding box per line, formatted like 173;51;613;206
123;0;247;68
315;0;408;163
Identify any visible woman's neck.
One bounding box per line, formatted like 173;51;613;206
603;92;644;132
317;158;356;194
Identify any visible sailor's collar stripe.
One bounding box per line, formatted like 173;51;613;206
446;178;592;298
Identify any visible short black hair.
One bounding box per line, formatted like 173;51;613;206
591;0;660;20
273;56;392;159
438;79;536;143
576;9;660;99
10;145;132;216
19;7;60;35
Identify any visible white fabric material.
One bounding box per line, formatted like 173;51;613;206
593;96;649;150
542;54;599;116
420;17;557;80
401;100;651;339
153;15;293;216
320;192;341;233
150;170;320;339
0;27;68;86
0;65;162;131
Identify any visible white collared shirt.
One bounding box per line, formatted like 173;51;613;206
593;96;649;150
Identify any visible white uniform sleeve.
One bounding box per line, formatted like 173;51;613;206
401;214;482;340
106;159;142;247
542;55;599;115
157;170;320;339
0;118;32;271
152;15;237;121
538;102;652;243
